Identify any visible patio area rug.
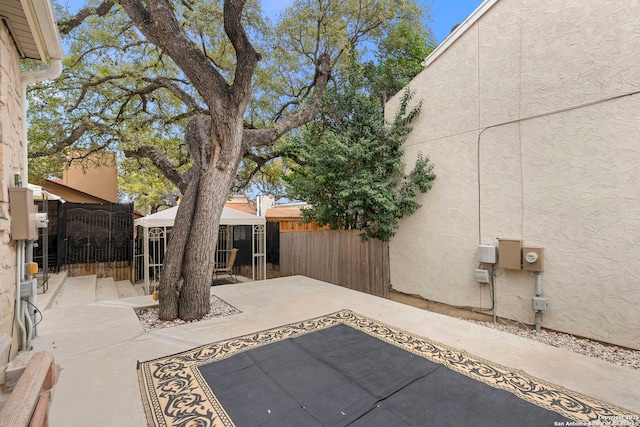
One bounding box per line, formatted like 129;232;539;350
138;309;634;427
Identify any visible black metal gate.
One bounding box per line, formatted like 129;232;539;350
58;203;133;268
266;222;279;265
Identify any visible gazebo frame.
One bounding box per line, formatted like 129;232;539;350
134;206;266;294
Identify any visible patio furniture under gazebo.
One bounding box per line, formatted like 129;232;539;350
134;205;266;294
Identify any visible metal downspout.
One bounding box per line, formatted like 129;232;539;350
21;59;63;185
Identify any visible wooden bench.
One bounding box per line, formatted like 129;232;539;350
0;352;59;427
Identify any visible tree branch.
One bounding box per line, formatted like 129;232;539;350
141;77;202;111
243;150;304;167
66;142;115;166
124;146;188;192
242;52;331;149
28;120;117;158
58;1;116;35
67;74;127;112
120;0;231;113
224;0;261;108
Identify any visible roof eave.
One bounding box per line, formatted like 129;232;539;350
422;0;499;69
20;0;63;62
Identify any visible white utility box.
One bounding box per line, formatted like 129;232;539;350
477;245;497;264
474;269;491;284
35;212;48;228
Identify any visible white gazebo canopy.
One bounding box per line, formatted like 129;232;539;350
134;206;265;228
134;205;266;294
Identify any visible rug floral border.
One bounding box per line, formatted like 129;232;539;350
138;309;636;427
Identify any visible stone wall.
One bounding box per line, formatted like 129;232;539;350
0;20;25;353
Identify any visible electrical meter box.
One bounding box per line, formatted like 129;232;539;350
498;239;522;269
8;188;37;241
523;247;544;272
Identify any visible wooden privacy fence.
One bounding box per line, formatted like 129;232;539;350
280;230;389;298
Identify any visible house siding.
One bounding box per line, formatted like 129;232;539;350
0;20;25;342
386;0;640;349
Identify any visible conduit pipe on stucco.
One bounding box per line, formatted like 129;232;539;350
14;59;63;351
535;272;543;332
23;299;33;348
15;241;26;350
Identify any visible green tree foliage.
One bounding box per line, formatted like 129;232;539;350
28;0;428;207
238;16;436;199
365;22;437;103
285;62;436;242
118;157;180;214
27;0;429;320
27;1;214;204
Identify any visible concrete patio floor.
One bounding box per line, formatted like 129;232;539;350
30;273;640;427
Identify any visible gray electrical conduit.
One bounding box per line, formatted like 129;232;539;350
15;241;26;350
476;89;640;244
14;59;63;351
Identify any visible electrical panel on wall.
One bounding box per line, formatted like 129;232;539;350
8;188;37;241
498;239;522;269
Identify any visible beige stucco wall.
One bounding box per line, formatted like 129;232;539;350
387;0;640;349
0;21;25;343
62;151;119;203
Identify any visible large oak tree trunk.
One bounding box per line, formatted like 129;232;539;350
179;164;238;320
118;0;330;321
158;113;245;321
157;175;199;320
157;115;210;321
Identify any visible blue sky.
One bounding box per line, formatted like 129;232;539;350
429;0;484;42
251;0;486;43
61;0;485;44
